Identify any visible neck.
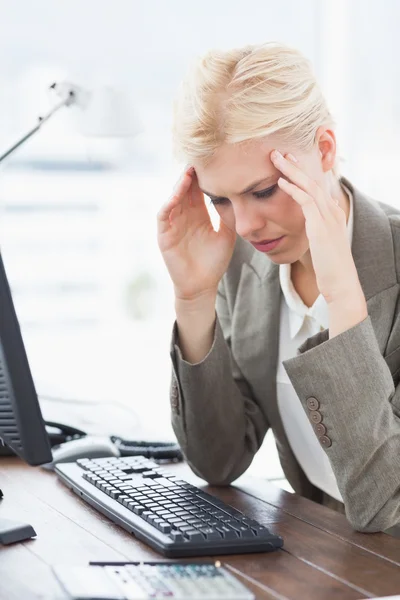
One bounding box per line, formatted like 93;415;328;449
295;177;350;277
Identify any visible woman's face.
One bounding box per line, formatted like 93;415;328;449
195;137;327;265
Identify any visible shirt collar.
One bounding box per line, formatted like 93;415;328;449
279;184;354;339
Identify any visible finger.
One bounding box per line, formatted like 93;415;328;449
157;199;177;235
271;150;311;192
188;168;206;208
168;204;183;227
285;152;340;215
172;167;198;215
157;189;182;223
158;201;186;236
157;177;191;236
174;166;194;198
272;150;333;219
157;196;178;227
277;177;323;231
159;169;193;219
172;164;194;190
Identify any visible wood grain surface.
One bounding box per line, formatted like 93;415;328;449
0;458;399;600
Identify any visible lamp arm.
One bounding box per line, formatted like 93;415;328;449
0;87;75;165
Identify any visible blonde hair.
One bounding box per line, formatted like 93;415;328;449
172;42;338;172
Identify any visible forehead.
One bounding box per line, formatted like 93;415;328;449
195;139;279;197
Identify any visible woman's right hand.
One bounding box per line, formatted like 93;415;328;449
157;166;237;300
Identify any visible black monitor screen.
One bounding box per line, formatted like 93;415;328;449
0;251;52;466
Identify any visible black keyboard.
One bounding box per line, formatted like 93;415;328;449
55;455;283;558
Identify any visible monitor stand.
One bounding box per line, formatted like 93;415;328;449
0;487;36;545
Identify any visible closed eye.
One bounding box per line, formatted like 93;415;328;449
253;184;278;199
209;184;278;206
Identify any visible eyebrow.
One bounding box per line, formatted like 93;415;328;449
200;175;276;199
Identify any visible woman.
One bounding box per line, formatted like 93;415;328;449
157;42;400;534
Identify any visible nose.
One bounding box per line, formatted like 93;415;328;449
233;202;266;240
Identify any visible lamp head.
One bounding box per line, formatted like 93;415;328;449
49;81;141;138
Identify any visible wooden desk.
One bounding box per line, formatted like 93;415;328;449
0;457;399;600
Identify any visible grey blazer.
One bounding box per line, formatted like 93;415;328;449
169;177;400;534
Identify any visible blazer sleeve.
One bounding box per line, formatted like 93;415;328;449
169;277;270;485
282;315;400;533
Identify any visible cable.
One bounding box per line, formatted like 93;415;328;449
37;396;183;462
110;436;182;461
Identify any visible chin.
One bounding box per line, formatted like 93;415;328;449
266;245;307;266
266;254;293;265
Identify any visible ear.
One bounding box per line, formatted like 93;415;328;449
315;126;336;173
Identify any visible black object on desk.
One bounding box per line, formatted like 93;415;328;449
56;454;284;558
42;421;183;462
0;251;53;544
1;421;183;463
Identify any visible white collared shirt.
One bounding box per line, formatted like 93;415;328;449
276;185;354;502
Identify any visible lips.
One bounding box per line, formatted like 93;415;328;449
250;235;286;253
251;236;283;244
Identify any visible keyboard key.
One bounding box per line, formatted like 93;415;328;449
142;511;155;521
133;506;145;515
198;528;222;540
170;520;186;528
186;518;203;526
225;522;256;538
158;522;171;534
174;510;191;517
170;531;184;542
129;494;147;501
147;514;158;526
141;471;162;479
97;483;109;492
205;520;219;528
252;526;276;538
117;495;129;504
184;530;204;541
159;513;175;521
153;478;179;488
216;526;239;540
174;481;195;488
141;501;159;508
179;525;196;533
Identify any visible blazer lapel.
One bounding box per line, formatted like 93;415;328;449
230;250;281;421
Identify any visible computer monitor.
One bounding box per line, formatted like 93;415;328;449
0;250;52;544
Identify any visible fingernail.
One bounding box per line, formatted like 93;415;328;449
287;153;298;163
273;150;284;161
187;165;195;175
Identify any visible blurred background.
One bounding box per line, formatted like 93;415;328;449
0;0;397;490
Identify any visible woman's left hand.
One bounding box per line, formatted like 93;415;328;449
270;149;365;308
